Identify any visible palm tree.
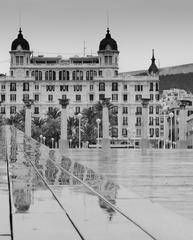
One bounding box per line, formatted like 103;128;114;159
43;118;61;147
67;116;79;147
31;117;46;140
46;107;61;119
5;109;25;131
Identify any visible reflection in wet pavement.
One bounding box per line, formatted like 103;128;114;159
6;126;155;240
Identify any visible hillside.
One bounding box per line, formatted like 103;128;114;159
120;63;193;93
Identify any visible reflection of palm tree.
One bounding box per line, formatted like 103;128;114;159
32;117;46;140
43;118;61;147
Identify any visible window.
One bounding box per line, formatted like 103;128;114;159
156;106;160;114
48;107;53;112
135;94;142;101
10;94;16;102
10;83;16;91
150;82;154;91
99;83;105;91
104;56;113;65
10;106;16;114
123;84;127;91
35;84;39;90
74;85;82;91
34;107;39;114
45;70;56;80
150;94;154;101
155;82;159;91
1;107;5;114
122;128;128;137
111;127;118;137
23;83;29;91
75;107;80;114
149;117;154;126
34;94;39;102
1;94;5;102
59;70;70;80
149;106;153;114
149;128;154;137
136;107;142;115
99;94;105;100
112;82;118;91
155;94;159;101
23;94;29;101
136;117;141;126
135;85;143;91
48;95;53;102
60;85;68;91
34;70;42;80
123;94;127;102
11;71;13;77
46;85;55;91
72;70;83;80
89;94;94;102
76;95;81;102
114;70;118;76
112;94;118;102
136;129;141;137
123;106;128;114
1;85;5;90
86;70;94;80
16;56;23;65
99;70;103;77
90;85;94;91
123;116;128;125
155;128;159;137
26;71;29;77
155;117;159;126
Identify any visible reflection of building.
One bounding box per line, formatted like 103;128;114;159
0;27;160;145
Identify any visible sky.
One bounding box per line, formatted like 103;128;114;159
1;0;193;74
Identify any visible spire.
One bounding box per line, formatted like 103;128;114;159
106;27;111;38
151;49;155;63
18;27;23;38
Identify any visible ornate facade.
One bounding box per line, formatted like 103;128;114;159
0;27;160;146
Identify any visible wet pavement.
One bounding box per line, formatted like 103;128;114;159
1;125;193;239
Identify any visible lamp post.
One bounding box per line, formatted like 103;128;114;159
169;112;174;149
43;136;46;145
77;113;82;149
40;134;43;144
51;137;54;148
69;139;72;148
96;118;101;147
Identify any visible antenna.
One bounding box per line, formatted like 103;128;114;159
83;41;86;57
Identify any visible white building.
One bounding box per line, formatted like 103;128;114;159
0;27;160;146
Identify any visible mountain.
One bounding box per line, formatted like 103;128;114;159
120;63;193;93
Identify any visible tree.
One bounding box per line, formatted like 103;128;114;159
5;109;25;131
46;107;61;119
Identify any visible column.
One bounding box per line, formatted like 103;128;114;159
141;98;150;149
23;99;34;138
177;103;188;149
102;98;111;149
59;99;69;152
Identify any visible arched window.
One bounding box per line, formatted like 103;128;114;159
53;71;56;80
59;71;62;80
86;71;90;80
66;71;69;80
80;71;83;80
45;71;48;80
99;82;105;91
39;71;42;80
94;71;97;77
72;71;76;80
31;71;34;77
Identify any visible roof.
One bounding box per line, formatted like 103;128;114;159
99;28;118;51
11;28;30;51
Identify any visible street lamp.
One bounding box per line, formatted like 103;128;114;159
69;139;72;148
40;134;43;144
43;136;46;145
169;112;174;149
77;113;82;149
96;118;101;147
51;137;54;148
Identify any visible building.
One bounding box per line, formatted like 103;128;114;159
0;27;160;146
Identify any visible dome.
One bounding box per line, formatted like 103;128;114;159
11;28;30;51
99;28;118;51
148;49;159;75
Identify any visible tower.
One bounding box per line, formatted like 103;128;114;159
148;49;159;76
9;28;32;78
98;28;119;78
